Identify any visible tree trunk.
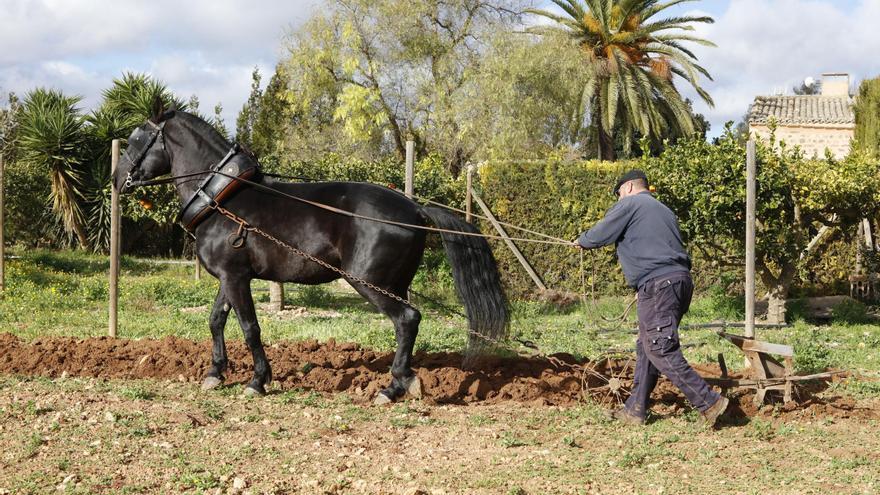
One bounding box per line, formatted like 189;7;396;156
595;105;616;161
759;261;796;325
74;221;89;250
765;281;788;325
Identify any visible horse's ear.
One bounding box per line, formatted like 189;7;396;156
150;96;165;123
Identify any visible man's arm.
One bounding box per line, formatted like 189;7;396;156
577;200;633;249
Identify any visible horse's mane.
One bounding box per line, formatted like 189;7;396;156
172;111;232;154
172;110;262;165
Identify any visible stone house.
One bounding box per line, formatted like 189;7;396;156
748;73;854;159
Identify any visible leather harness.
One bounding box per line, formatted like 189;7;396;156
175;144;259;232
122;117;258;233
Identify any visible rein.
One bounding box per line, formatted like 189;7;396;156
210;170;577;246
126;145;635;332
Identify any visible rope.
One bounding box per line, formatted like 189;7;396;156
133;168;633;372
211;171;577;247
578;249;638;330
210;203;531;353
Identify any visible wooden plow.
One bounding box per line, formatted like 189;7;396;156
698;322;843;407
578;321;844;408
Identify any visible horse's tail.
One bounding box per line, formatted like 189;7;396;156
418;207;509;357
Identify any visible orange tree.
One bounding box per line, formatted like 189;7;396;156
645;125;880;323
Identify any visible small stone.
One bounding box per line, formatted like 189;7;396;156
177;374;186;383
232;477;247;490
104;411;116;423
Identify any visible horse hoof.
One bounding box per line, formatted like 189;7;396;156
243;386;265;397
373;392;393;406
201;376;223;391
406;376;422;399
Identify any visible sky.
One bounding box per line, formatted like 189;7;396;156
1;0;878;138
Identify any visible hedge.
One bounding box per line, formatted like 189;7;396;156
476;160;635;296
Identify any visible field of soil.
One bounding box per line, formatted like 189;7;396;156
2;333;880;494
0;333;874;422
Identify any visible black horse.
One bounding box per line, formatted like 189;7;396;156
113;101;508;402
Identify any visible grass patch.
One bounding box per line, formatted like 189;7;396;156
2;249;880;381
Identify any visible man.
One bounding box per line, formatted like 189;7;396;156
576;169;729;427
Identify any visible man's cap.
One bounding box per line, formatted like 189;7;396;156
613;169;648;195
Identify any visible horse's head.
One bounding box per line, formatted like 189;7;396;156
113;97;174;194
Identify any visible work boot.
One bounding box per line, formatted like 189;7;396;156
605;407;645;425
701;396;730;428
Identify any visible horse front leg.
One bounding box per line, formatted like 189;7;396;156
223;277;273;396
202;289;231;391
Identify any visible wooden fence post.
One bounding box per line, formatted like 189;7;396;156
270;282;285;311
109;140;121;338
745;139;756;339
194;256;202;281
465;164;473;223
405;140;414;198
472;189;547;291
0;154;5;293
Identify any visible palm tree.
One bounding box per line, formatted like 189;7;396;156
18;88;90;248
528;0;715;159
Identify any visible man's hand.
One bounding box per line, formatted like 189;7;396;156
572;237;585;249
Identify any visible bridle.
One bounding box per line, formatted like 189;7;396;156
122;119;167;191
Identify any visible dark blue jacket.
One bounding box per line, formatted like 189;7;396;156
577;191;691;288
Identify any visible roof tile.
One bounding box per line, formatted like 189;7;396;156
748;95;854;125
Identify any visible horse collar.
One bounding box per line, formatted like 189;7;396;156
176;145;260;233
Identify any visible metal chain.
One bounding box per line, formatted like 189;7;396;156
211;204;522;353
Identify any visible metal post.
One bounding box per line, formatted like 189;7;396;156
465;164;474;223
0;154;4;293
745;139;756;339
109;140;121;338
405;140;414;198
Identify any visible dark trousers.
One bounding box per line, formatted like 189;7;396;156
624;271;720;419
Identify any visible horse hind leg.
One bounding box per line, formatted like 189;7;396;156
223;277;273;396
348;281;422;404
377;304;422;405
202;289;232;391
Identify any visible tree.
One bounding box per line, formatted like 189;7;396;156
281;0;524;174
17;89;90;248
527;0;715;160
647;125;880;323
853;77;880;155
456;31;593;160
236;67;263;152
213;102;229;139
793;79;821;95
87;74;187;252
0;92;20;160
100;73;185;129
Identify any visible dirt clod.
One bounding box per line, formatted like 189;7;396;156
0;333;873;420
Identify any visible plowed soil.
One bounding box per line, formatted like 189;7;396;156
0;333;873;421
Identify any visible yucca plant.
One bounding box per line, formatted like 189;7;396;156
18;88;90;248
82;106;129;252
527;0;715;159
99;72;186;130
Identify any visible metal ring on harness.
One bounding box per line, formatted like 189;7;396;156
228;223;248;249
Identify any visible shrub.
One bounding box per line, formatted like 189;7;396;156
477;159;634;296
792;329;833;374
831;298;870;325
